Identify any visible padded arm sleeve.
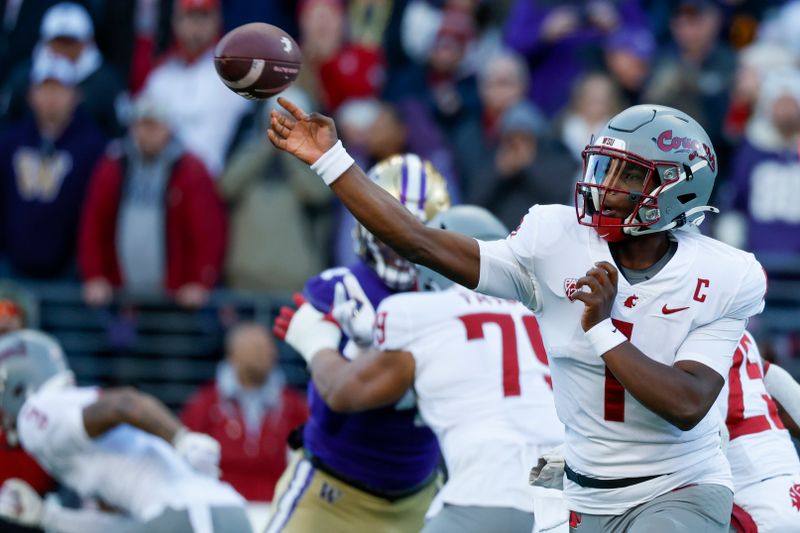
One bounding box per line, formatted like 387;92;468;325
764;364;800;426
476;239;540;311
675;317;746;378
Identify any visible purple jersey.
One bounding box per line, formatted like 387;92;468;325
303;261;440;493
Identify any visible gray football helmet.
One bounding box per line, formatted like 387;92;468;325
0;330;73;442
417;205;509;292
576;105;719;242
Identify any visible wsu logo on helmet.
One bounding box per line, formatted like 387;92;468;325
653;130;716;172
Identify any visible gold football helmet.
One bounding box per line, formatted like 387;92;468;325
354;153;451;290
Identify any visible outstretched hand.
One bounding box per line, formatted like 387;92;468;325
267;97;339;165
272;293;342;365
572;261;619;331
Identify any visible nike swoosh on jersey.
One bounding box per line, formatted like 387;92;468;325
661;304;690;314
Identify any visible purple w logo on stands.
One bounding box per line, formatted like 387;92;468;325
652;130;716;172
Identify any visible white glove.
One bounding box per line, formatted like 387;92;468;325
0;479;43;527
173;428;222;478
332;274;376;348
530;445;566;490
275;294;342;364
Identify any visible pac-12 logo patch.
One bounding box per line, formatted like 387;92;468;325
564;278;578;301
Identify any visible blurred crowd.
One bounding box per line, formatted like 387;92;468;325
1;0;800;300
2;0;800;502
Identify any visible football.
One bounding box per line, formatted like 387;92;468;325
214;23;302;100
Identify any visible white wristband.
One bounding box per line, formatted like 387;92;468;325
310;140;354;185
584;318;627;357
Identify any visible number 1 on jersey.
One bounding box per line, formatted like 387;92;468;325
604;319;633;422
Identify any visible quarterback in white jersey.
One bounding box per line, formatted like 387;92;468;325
268;101;767;531
718;331;800;533
490;202;763;515
275;206;566;533
0;330;252;533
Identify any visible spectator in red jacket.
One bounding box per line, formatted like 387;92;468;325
181;323;308;501
78;94;227;309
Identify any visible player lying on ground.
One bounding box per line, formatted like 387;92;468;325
268;99;766;532
264;154;449;533
0;330;252;533
276;206;567;533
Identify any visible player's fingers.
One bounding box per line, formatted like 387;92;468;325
274;111;296;128
277;97;308;120
266;129;286;149
272;319;288;340
292;292;307;307
570;291;592;305
270;115;291;139
308;111;334;128
333;281;347;308
595;261;619;287
273;121;291;139
279;305;296;320
585;267;613;291
342;274;370;309
575;275;601;295
270;110;293;130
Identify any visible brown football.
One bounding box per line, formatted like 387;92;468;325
214;23;302;100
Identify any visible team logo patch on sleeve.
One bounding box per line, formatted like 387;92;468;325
564;278;578;301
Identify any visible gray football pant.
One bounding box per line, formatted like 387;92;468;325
122;506;253;533
421;504;534;533
570;484;732;533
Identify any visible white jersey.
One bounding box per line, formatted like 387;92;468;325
717;331;800;492
477;204;766;514
374;285;564;514
17;386;243;522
